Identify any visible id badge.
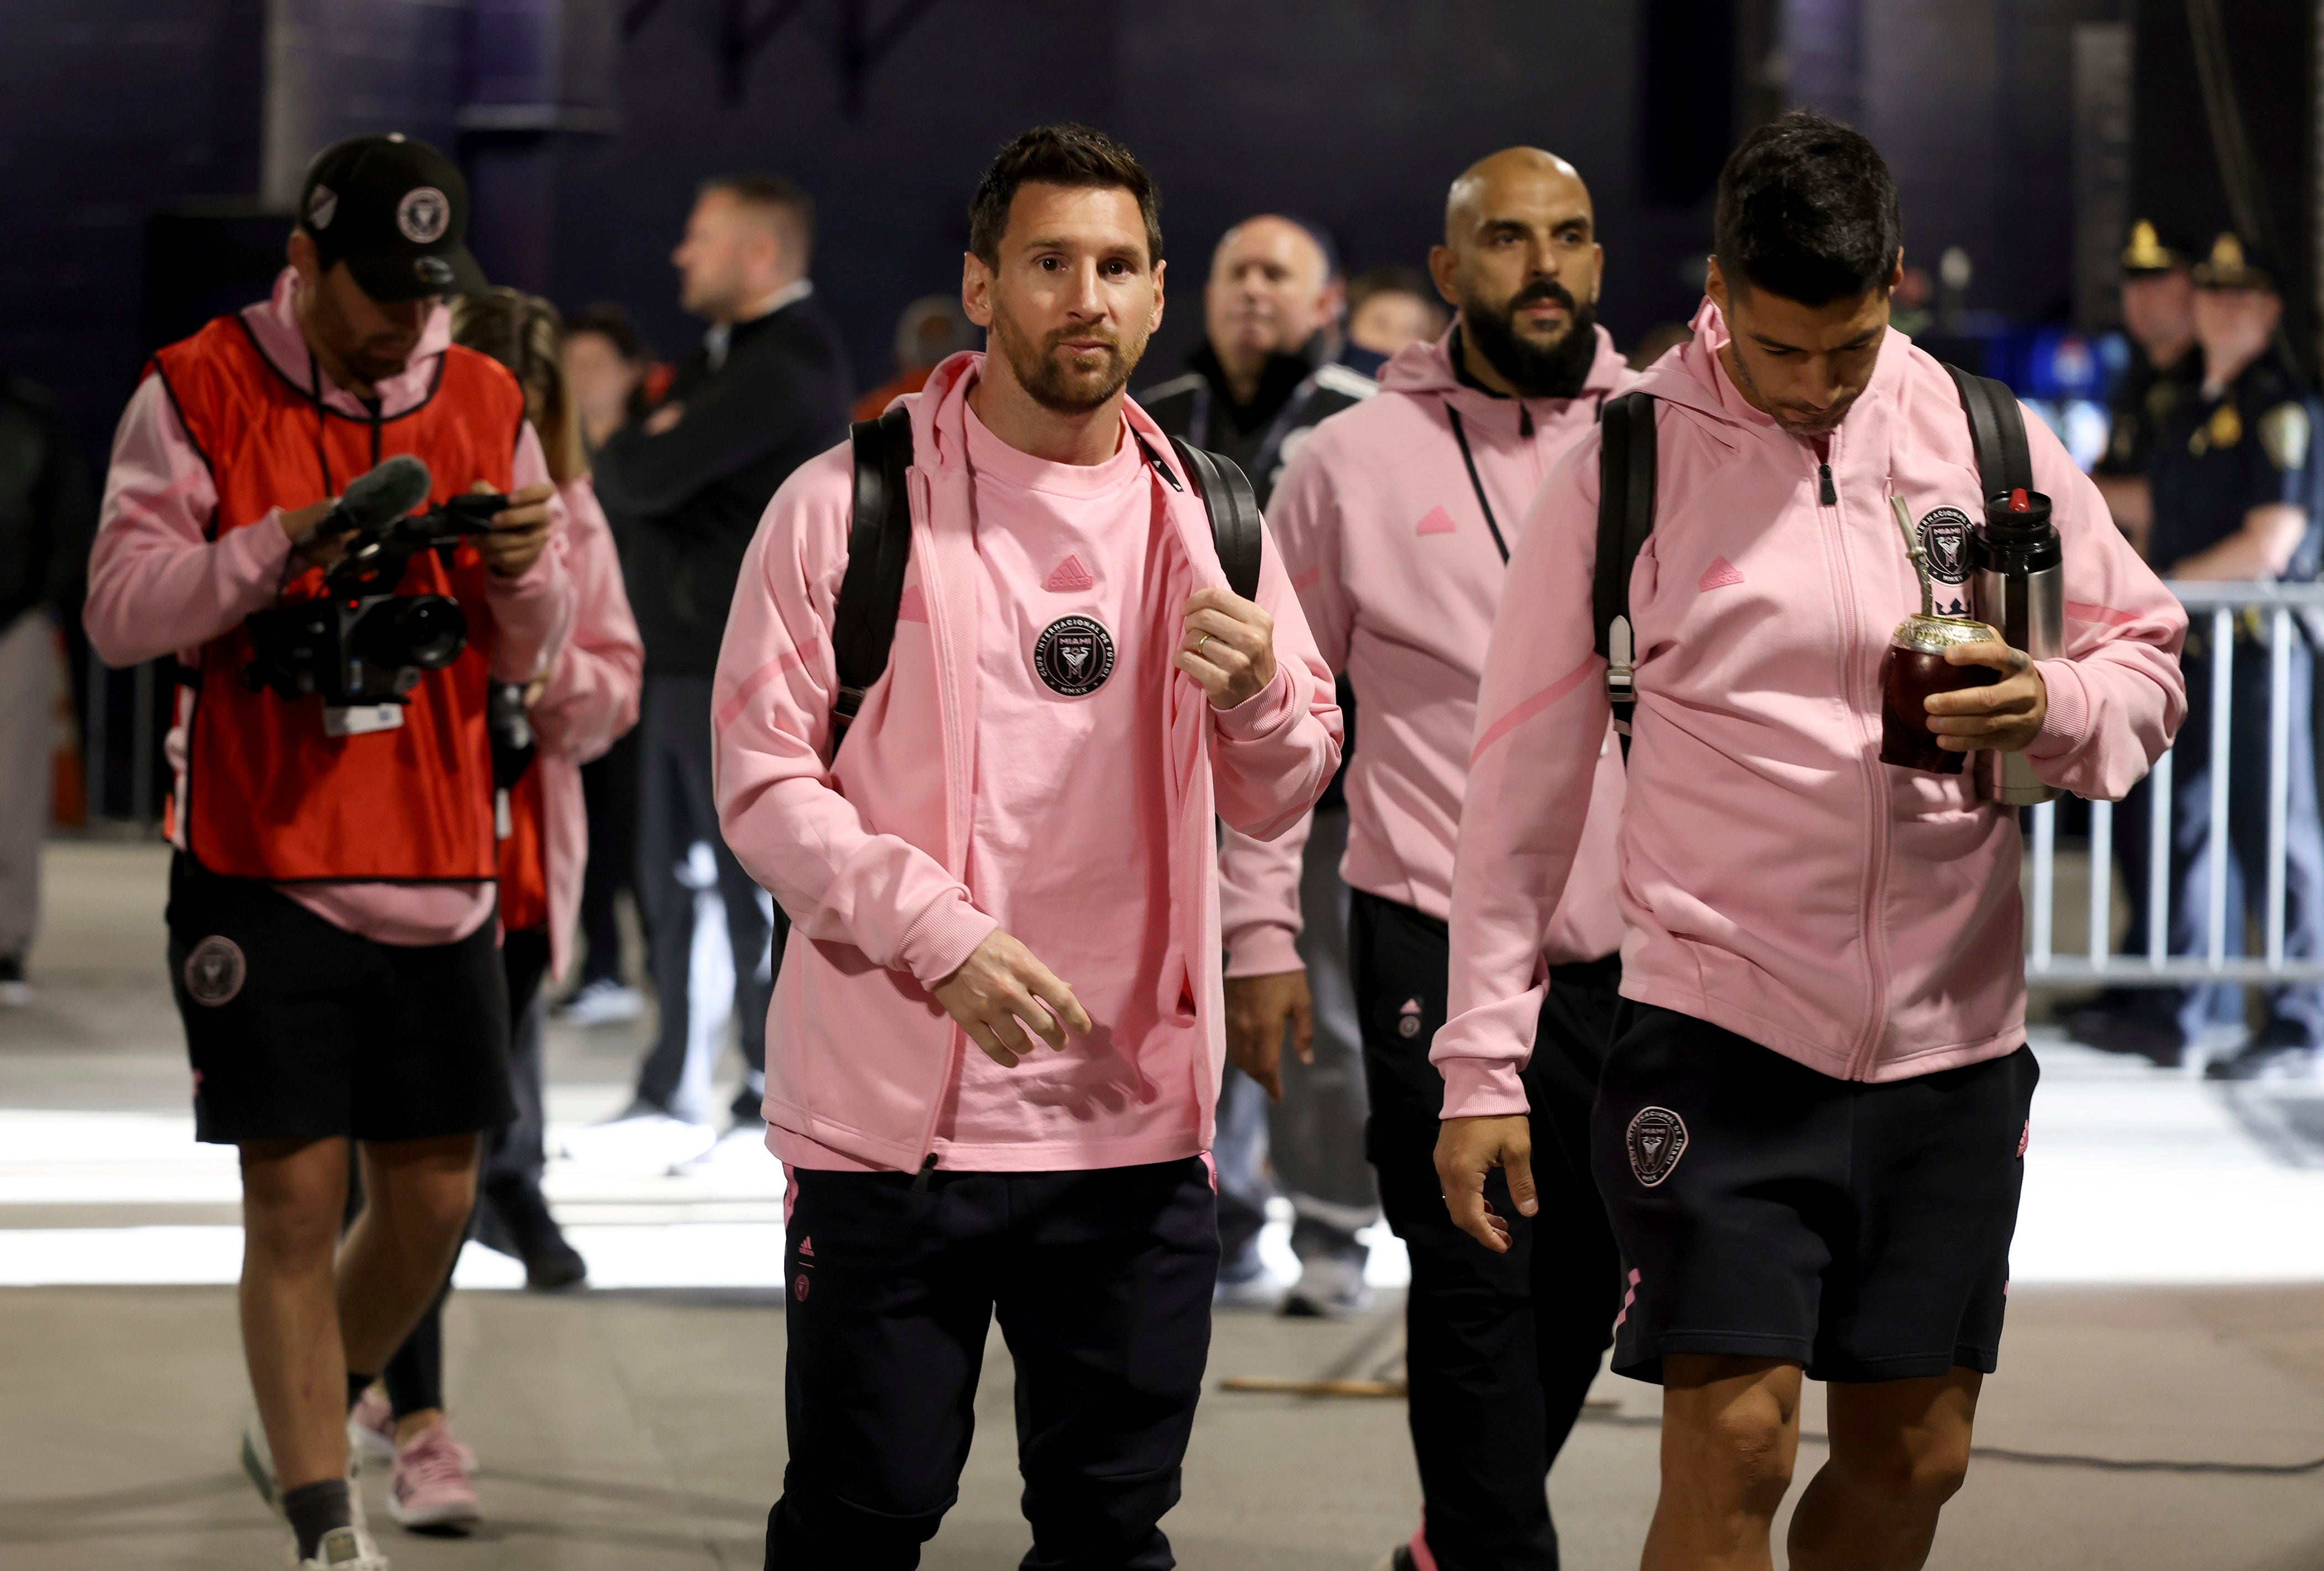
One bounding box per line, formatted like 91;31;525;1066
323;704;405;737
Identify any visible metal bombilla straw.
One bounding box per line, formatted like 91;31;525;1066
1891;496;1934;618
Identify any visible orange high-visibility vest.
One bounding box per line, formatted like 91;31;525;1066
149;315;526;881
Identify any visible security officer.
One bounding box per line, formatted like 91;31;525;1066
2064;221;2204;1057
2149;233;2324;1077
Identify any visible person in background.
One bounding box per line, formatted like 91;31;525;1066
563;303;658;456
1225;146;1633;1569
2060;221;2203;1062
555;301;657;1029
1343;265;1450;378
853;294;978;421
572;174;852;1170
2131;233;2324;1081
1140;214;1380;1315
345;286;643;1534
0;369;95;1006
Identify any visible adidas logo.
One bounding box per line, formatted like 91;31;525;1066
1043;555;1095;592
1698;556;1745;592
798;1236;814;1258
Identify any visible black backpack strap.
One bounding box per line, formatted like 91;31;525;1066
1166;435;1265;601
1592;392;1658;760
1943;363;2032;501
830;402;914;753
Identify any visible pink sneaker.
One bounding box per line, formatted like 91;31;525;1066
346;1388;396;1466
388;1420;481;1531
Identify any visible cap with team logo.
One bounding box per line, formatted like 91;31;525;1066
296;133;488;302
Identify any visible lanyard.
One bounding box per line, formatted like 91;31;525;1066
1444;403;1512;564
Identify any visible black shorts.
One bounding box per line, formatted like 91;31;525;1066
166;855;515;1146
1594;1003;2037;1385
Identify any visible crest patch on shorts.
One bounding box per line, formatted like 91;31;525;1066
1034;615;1114;697
184;936;246;1007
1625;1106;1688;1187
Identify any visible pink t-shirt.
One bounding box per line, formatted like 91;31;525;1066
775;395;1204;1174
931;402;1202;1171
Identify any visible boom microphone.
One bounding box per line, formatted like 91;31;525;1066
328;454;434;535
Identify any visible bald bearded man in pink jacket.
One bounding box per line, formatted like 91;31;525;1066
711;126;1340;1570
1220;148;1631;1571
1436;113;2185;1571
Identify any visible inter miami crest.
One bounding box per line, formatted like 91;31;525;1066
1034;615;1115;697
183;936;246;1008
1917;506;1973;616
1625;1106;1688;1188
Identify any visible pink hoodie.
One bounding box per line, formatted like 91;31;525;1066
713;352;1342;1173
84;268;575;946
1220;325;1630;977
525;476;643;980
1434;303;2187;1115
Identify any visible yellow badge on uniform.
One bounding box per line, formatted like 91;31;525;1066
2195;401;2242;455
2259;402;2311;472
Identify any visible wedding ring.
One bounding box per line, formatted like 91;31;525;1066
1196;633;1215;656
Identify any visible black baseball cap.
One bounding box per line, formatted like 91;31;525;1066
297;133;489;302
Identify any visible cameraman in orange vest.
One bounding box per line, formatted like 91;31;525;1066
84;134;573;1571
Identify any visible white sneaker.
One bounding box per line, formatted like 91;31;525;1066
672;1120;772;1175
346;1389;397;1465
1281;1253;1374;1319
554;977;645;1026
295;1524;391;1569
559;1108;717;1172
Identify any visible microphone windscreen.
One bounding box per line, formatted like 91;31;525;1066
337;454;434;530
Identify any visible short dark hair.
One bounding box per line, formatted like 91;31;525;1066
563;301;649;363
1714;110;1901;306
702;173;815;269
968;124;1164;269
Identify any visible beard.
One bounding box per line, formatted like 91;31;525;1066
1462;279;1599;400
988;299;1146;414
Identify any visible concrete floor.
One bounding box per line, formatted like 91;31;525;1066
7;841;2324;1569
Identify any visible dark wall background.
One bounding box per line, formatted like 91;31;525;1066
2;0;2309;482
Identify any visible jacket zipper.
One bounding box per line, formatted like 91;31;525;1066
1820;439;1891;1080
907;464;964;1177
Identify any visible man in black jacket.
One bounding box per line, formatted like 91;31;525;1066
576;174;852;1166
0;371;94;1003
1142;215;1381;1317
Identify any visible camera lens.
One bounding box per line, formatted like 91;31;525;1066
353;595;468;672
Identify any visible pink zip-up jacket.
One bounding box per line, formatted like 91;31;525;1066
713;352;1343;1172
526;476;642;980
1434;302;2186;1114
85;268;575;946
1220;324;1630;976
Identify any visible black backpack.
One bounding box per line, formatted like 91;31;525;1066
828;404;1264;752
1593;365;2032;757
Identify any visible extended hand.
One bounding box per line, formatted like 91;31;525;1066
278;498;356;570
932;930;1094;1068
1434;1115;1536;1253
1927;641;2047;753
476;481;556;579
1176;587;1278;710
1223;970;1314;1102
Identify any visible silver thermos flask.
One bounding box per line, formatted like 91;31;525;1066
1969;486;2064;805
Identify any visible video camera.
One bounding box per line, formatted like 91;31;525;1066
243;455;507;714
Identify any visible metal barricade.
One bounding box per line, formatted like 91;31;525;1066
2024;579;2324;984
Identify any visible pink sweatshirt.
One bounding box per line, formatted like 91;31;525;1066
713;352;1342;1174
525;477;643;979
1220;325;1631;977
1434;302;2187;1115
84;268;575;946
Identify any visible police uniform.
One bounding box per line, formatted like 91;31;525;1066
2095;221;2202;482
2147;236;2324;1064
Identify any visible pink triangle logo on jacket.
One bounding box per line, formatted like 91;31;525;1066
1043;554;1096;591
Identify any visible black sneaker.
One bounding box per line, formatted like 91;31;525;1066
2204;1024;2322;1082
481;1175;588;1291
0;953;27;1007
